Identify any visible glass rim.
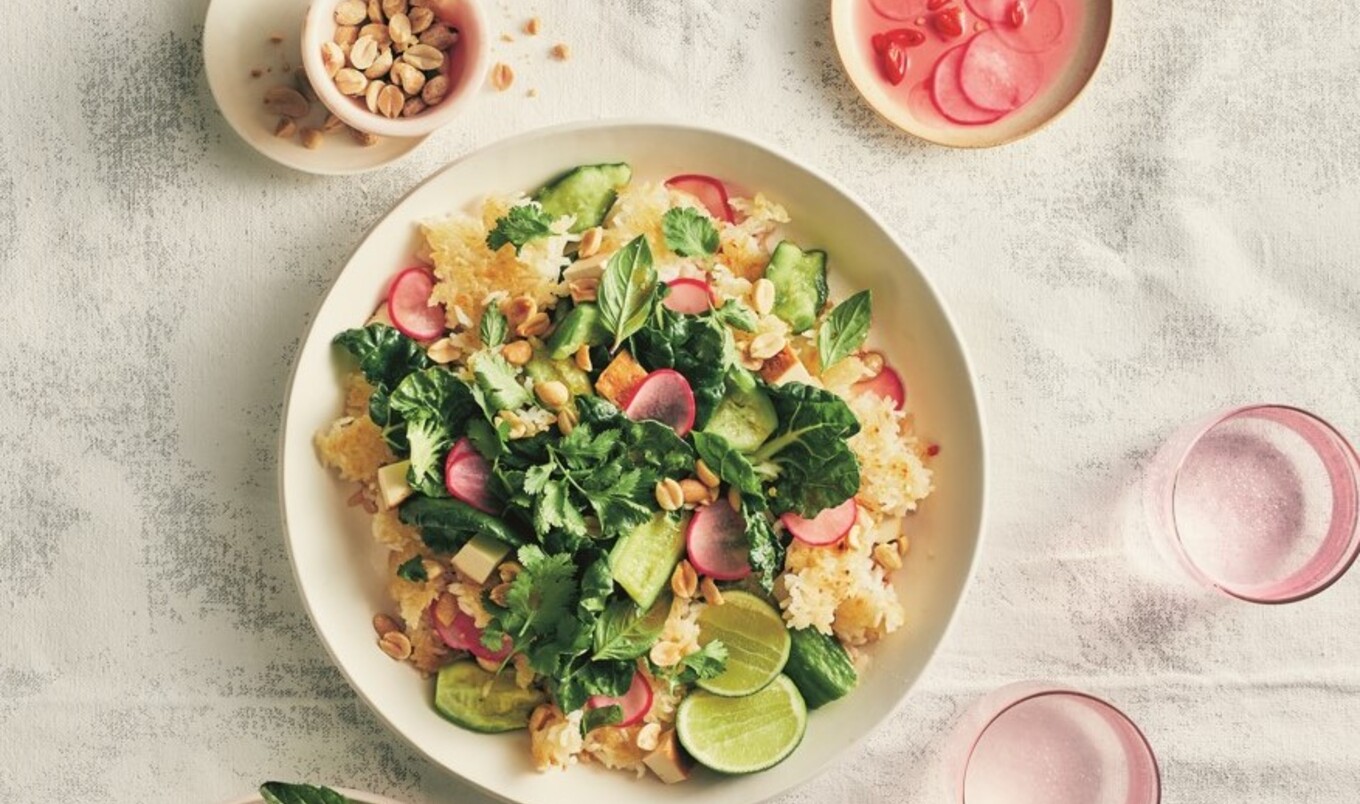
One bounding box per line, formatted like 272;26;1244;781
958;684;1163;804
1163;404;1360;604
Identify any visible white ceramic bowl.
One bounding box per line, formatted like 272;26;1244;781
301;0;490;138
279;120;987;803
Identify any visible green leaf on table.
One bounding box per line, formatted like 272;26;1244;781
662;206;719;257
817;290;872;370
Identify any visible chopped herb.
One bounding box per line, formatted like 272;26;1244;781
480;303;509;348
487;203;554;253
662;206;719;257
396;555;428;582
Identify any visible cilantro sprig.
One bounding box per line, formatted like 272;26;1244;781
487;203;554;253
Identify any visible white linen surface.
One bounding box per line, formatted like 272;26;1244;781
2;0;1359;801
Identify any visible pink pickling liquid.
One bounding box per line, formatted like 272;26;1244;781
1173;416;1332;591
962;694;1159;804
854;0;1085;128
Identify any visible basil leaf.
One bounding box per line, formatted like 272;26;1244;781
592;595;671;661
399;495;522;549
395;555;428;583
662;206;719;257
817;290;872;370
480;303;509;348
597;235;658;350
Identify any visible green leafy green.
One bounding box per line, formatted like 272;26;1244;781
692;432;762;498
260;782;350;804
742;502;786;593
662;206;719;257
474;352;532;412
396;555;428;583
399;495;522;551
582;704;623;733
750;382;862;518
712;299;758;332
817;290;872;370
674;640;729;685
333;324;432;428
631;307;734;427
486;203;554;253
387;368;482;496
596;235;658;350
592;595;670;661
479;303;509;348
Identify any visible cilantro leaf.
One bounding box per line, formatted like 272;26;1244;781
742;502;786;593
395;555;428;583
480;303;509;348
486;203;554;253
662;206;719;257
597;235;658;350
817;290;872;370
674;640;729;684
474;352;532;412
502;546;578;639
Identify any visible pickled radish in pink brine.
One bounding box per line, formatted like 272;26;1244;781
993;0;1065;53
931;47;1005;125
870;0;932;21
964;0;1020;22
959;32;1043;112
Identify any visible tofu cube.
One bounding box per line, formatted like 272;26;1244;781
759;345;814;386
642;729;694;785
376;460;413;509
594;349;648;405
451;533;512;585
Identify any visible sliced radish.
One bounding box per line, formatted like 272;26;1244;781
430;605;514;662
622;369;697;437
662;278;714;314
387;267;446;340
685;499;752;581
665;174;734;223
931;47;1006;126
870;0;931;20
964;0;1018;22
781;498;858;547
852;360;906;410
586;670;654;727
445;438;497;513
959;32;1043;112
993;0;1064;53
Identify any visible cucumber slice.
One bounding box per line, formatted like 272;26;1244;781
434;660;547;733
703;382;777;453
784;627;858;709
524;354;593;398
609;512;687;609
545;303;608;360
764;241;828;334
535;163;632;233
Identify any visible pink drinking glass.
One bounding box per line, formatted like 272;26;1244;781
942;682;1161;804
1142;405;1360;603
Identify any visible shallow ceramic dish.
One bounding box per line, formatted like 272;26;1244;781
221;788;406;804
830;0;1113;148
203;0;425;174
279;120;987;803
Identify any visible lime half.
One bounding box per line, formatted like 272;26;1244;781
696;590;791;696
676;675;808;774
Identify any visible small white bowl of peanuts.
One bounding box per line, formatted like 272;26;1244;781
302;0;490;139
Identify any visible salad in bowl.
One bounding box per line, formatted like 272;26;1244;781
315;163;935;782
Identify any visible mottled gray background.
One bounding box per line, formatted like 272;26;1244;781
3;0;1359;801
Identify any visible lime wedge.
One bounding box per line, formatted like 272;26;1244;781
695;590;792;696
676;675;808;774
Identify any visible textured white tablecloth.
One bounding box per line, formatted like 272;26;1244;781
3;0;1359;801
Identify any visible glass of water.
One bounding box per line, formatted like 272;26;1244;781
942;682;1161;804
1142;404;1360;603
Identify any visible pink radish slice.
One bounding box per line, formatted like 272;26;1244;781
852;362;906;410
622;369;697;437
663;278;714;314
444;438;498;513
993;0;1064;53
665;174;734;223
586;670;654;727
387;267;446;340
869;0;931;20
959;32;1043;112
685;499;752;581
431;605;514;662
931;47;1006;126
781;498;858;547
965;0;1019;22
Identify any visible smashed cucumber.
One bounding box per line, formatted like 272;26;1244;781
609;512;687;609
524;354;592;398
534;163;632;233
783;627;858;709
434;660;548;733
703;380;778;453
764;241;828;334
545;303;608;361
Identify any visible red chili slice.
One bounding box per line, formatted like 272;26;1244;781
870;28;925;85
933;7;964;38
